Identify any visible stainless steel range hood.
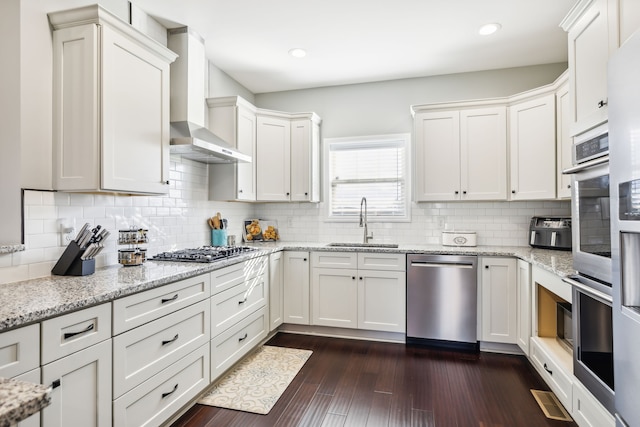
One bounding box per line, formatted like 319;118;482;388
168;28;250;164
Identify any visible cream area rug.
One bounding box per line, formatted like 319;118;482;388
199;345;312;415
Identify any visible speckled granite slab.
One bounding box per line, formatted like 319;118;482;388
0;244;25;255
0;377;50;427
0;244;573;334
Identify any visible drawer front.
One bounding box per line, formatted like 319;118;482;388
113;344;210;427
41;302;111;364
210;307;267;381
0;323;40;378
357;252;405;271
113;274;210;335
211;256;268;295
572;379;615;427
211;273;267;338
113;300;210;398
530;340;572;410
311;252;357;269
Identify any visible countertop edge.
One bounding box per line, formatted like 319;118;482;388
0;378;50;426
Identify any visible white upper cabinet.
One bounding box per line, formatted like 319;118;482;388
562;0;610;136
49;5;176;195
207;96;257;201
413;104;507;202
608;0;640;49
509;92;557;200
256;111;321;202
556;75;573;199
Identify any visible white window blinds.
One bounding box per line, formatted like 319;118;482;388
326;134;409;220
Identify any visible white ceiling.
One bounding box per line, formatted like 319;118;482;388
132;0;577;94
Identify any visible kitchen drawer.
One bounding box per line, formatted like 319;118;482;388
572;378;615;427
311;252;357;269
113;300;210;398
210;306;267;381
530;338;573;411
113;274;210;335
113;343;209;427
41;303;111;364
211;256;267;295
13;368;41;427
211;272;267;338
358;252;405;271
0;323;39;378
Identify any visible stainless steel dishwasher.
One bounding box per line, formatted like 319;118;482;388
406;254;478;350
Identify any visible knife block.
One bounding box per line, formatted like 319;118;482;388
51;241;95;276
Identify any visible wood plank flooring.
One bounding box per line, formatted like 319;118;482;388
170;333;577;427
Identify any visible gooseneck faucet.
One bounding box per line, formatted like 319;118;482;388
359;197;373;243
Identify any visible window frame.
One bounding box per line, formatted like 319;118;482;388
323;133;411;223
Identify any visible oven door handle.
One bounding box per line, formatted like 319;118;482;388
562;277;613;304
562;156;609;174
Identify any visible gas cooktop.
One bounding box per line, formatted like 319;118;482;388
151;246;258;263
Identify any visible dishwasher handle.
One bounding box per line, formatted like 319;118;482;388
409;261;474;269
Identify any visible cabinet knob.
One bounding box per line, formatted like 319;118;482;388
597;99;608;108
164;180;170;185
511;190;516;194
485;265;489;269
567;184;571;189
305;192;308;196
303;258;307;262
352;276;356;280
286;192;290;196
359;277;363;280
454;191;459;195
462;190;467;194
239;189;243;193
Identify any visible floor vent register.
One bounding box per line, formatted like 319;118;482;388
530;389;573;422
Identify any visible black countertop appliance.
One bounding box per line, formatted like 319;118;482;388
529;216;572;251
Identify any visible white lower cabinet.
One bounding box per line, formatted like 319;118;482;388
283;251;311;325
269;252;284;331
41;339;112;427
572;378;615;427
530;337;573;413
516;260;532;355
210;307;268;380
480;257;517;343
310;252;406;333
113;343;210;427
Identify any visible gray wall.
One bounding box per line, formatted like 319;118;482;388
255;63;567;138
209;63;256;103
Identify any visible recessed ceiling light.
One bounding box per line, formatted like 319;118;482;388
288;48;307;58
478;23;502;36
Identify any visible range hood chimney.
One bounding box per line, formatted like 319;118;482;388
168;27;250;163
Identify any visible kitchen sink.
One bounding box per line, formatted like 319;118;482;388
326;242;399;248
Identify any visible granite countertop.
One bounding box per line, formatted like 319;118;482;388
0;243;574;334
0;378;50;426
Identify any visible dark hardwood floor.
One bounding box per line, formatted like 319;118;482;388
170;333;577;427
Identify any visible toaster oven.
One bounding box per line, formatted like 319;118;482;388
529;217;572;250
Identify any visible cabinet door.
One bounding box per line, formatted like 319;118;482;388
290;119;312;202
609;0;640;48
509;93;556;200
567;0;609;135
414;111;461;201
101;25;170;194
311;268;358;328
14;368;42;427
460;107;507;200
257;115;291;201
556;80;573;199
283;251;310;324
269;252;284;331
236;105;257;200
41;339;112;427
480;257;517;344
358;270;406;333
516;260;532;355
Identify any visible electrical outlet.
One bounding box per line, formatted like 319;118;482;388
59;220;75;247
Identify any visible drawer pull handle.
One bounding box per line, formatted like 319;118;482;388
51;379;61;389
238;298;247;305
238;333;248;342
543;363;553;376
161;384;178;399
161;294;178;304
63;323;94;340
162;334;179;346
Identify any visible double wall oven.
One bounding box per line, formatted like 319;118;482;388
563;122;615;414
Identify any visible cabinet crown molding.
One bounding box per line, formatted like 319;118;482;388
560;0;596;31
48;4;177;64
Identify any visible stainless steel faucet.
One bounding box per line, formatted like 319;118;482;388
359;197;373;243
